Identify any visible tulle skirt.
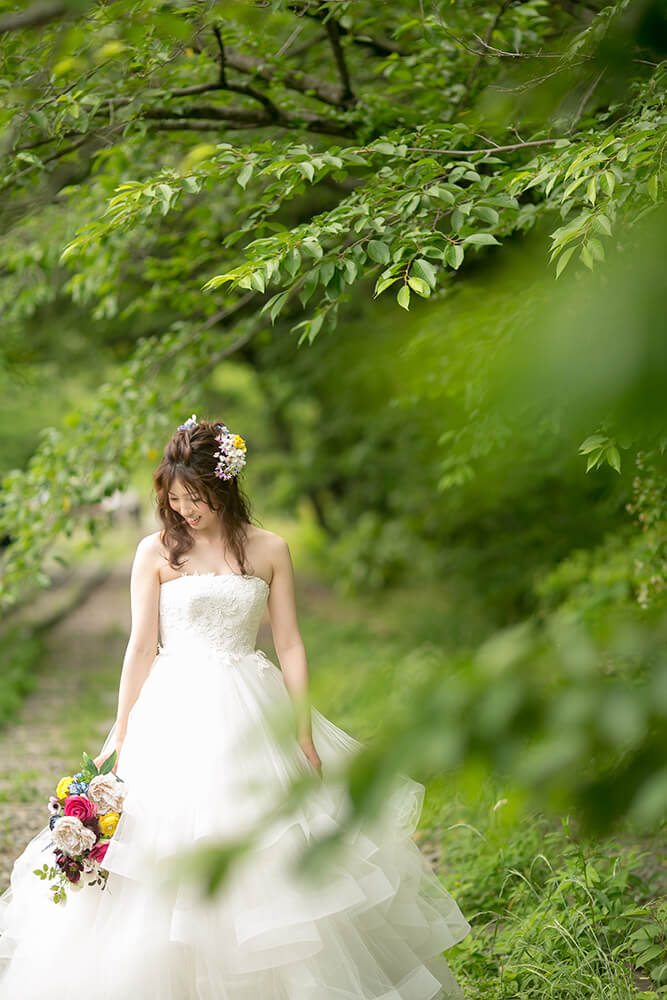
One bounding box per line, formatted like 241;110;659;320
0;644;470;999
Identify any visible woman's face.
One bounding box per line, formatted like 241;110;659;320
167;478;215;529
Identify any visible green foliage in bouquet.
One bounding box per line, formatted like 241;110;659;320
31;749;122;903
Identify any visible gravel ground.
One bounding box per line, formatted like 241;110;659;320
0;562;132;891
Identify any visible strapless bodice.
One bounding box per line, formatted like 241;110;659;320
157;572;271;665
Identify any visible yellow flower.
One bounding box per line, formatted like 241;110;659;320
56;775;74;799
233;435;246;452
99;811;120;836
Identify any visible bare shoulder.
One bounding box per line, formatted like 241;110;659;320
245;526;292;579
247;525;290;554
133;531;164;574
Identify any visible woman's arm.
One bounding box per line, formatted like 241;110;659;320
266;535;321;773
96;536;160;771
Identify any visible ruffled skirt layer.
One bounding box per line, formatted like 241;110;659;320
0;646;470;999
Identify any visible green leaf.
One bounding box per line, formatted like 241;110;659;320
463;234;501;247
298;161;315;183
156;183;173;215
302;238;323;260
647;174;659;202
367;240;390;264
285;247;301;277
306;312;324;343
412;258;437;289
299;269;318;306
451;209;464;233
586;176;597;206
579;434;608;454
373;273;398;297
407;275;431;297
555;245;575;278
320;259;335;286
586;448;604;472
588;238;605;262
592;214;612;237
99;750;116;774
426;185;455;206
237;164;253;190
581;243;594;270
600;170;615;196
262;289;290;324
203;273;234;291
397;284;410;310
474;205;500;226
343;259;357;284
562;175;588;201
446;244;464;270
373;142;396;155
606;445;621;473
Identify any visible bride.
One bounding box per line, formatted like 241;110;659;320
0;415;471;999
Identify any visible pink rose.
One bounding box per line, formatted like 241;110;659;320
63;794;97;822
89;841;109;864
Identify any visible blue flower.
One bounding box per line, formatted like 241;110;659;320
178;414;198;431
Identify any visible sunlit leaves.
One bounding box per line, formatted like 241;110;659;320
579;434;623;473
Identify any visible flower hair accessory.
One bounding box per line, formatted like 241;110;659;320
214;422;247;481
176;415;246;479
177;414;198;431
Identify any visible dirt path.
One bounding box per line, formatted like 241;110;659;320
0;562;132;890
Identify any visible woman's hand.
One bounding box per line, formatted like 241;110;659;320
299;738;322;777
93;742;123;775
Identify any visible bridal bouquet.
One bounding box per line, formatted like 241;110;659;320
33;750;126;904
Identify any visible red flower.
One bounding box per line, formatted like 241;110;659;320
89;841;109;864
63;794;97;823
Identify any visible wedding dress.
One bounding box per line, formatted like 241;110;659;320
0;571;470;999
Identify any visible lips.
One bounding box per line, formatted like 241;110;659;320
186;516;200;525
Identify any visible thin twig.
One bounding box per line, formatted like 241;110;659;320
461;0;512;106
274;23;305;57
403;139;561;157
570;69;605;130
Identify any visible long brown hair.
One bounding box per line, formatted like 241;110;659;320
153;418;255;574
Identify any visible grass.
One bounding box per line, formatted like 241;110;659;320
0;625;44;730
294;577;666;999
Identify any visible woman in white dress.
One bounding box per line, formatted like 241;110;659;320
0;415;471;999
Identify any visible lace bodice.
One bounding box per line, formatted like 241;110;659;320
157;572;271;669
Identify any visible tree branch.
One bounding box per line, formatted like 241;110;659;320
0;0;67;33
222;46;344;107
324;16;355;105
141;106;355;137
210;24;283;121
288;4;407;57
460;0;512;108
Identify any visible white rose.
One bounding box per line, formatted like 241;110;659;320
52;816;97;856
88;773;126;814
